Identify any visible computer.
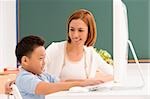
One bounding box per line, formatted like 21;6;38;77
113;0;145;89
113;0;128;84
86;0;145;91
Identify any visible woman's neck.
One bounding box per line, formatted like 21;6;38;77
66;42;84;54
66;42;84;61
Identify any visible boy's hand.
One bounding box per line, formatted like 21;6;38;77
63;79;104;87
5;80;15;94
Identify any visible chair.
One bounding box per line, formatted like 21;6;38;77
7;84;22;99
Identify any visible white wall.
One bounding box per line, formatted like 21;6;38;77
0;0;17;70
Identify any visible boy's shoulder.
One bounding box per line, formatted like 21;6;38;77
41;72;60;82
16;68;36;81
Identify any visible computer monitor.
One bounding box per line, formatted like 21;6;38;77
87;0;144;90
113;0;129;84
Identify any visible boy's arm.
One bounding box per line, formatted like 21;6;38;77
35;79;103;95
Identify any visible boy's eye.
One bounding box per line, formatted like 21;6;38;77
39;56;45;60
39;58;44;60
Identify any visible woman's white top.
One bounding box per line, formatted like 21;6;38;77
45;41;113;79
60;53;87;80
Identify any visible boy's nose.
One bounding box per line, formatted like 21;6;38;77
42;59;45;66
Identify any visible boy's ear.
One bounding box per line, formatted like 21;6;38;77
21;56;29;65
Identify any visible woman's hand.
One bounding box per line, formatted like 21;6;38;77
5;80;15;94
79;79;104;87
95;70;113;82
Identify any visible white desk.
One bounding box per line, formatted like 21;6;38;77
46;63;150;99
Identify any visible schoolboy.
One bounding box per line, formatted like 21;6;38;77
15;35;102;99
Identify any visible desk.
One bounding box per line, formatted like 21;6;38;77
0;70;18;94
46;63;150;99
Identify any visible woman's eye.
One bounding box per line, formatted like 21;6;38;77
79;29;84;32
70;28;74;31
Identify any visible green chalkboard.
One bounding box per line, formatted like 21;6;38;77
19;0;150;59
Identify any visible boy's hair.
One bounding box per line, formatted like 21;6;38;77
15;35;45;63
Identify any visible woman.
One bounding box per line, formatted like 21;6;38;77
45;9;113;81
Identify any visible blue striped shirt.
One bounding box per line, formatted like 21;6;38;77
15;68;59;99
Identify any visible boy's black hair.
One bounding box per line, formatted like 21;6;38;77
15;35;45;63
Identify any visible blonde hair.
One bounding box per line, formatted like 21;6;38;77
67;9;97;46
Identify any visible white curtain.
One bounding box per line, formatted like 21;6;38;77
0;0;17;70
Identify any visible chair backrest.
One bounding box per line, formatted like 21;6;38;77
11;84;23;99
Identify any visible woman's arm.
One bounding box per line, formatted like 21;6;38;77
95;70;113;82
91;48;113;81
92;47;113;74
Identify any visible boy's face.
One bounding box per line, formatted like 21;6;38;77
26;46;46;74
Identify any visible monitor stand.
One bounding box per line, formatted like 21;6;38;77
87;40;145;91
